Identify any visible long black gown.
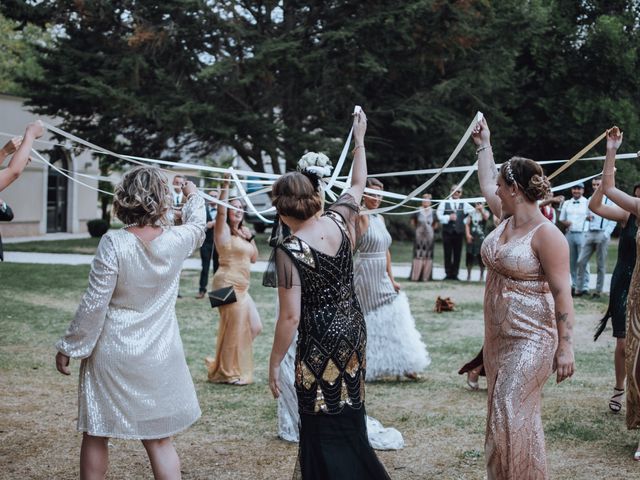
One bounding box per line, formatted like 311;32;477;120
274;194;390;480
595;214;638;340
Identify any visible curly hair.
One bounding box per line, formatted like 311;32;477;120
112;166;172;226
272;171;323;220
500;156;550;202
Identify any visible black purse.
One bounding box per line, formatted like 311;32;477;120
208;286;237;308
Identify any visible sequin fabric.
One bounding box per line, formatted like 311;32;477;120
56;194;205;439
626;224;640;429
481;218;557;480
277;194;367;416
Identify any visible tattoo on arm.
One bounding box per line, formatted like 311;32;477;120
556;312;568;324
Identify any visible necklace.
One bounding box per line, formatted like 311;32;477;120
123;223;155;229
510;215;536;230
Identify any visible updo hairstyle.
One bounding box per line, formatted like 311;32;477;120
500;156;551;202
366;177;384;189
112;166;172;226
272;171;323;220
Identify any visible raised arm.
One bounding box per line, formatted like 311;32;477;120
601;128;640;216
0;122;44;191
588;183;629;225
472;117;502;218
177;180;206;253
532;224;575;383
214;176;231;246
345;109;368;205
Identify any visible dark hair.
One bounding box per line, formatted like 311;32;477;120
227;198;245;230
633;184;640;196
500;156;550;202
272;172;323;220
366;177;384;189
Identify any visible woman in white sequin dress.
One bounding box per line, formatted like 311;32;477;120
354;178;430;380
473;118;575;479
55;167;204;479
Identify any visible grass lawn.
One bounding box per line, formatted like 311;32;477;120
4;232;619;273
0;262;638;479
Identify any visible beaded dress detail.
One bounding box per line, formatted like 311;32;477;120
278;207;366;415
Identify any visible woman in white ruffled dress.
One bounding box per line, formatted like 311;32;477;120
355;178;431;380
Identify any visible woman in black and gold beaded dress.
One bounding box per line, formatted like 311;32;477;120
267;109;390;479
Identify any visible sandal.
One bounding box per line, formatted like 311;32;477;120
467;369;480;391
404;372;420;381
228;379;249;386
609;387;624;413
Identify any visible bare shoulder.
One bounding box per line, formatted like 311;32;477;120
531;220;567;252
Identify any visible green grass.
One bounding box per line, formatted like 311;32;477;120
1;261;637;478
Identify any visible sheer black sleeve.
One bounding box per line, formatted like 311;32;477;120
262;245;302;289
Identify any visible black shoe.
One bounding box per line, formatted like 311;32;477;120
591;292;601;299
571;288;576;297
579;290;589;297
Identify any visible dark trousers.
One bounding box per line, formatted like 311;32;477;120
199;242;219;293
443;230;463;279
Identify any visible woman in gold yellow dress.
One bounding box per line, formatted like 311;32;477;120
600;126;640;460
472;117;576;479
206;178;262;385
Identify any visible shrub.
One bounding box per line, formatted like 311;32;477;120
87;219;109;237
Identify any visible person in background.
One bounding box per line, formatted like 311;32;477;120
558;183;589;296
465;202;490;281
355;178;430;381
436;184;474;280
0;198;14;261
0;122;44;191
539;192;564;224
592;182;640;415
205;177;262;385
196;189;220;299
410;193;436;281
576;176;616;298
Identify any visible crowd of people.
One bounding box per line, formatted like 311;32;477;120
1;110;636;479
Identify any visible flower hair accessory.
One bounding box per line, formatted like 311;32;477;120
504;159;516;185
297;152;333;178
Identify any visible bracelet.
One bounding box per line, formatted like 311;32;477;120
476;145;491;155
352;144;365;155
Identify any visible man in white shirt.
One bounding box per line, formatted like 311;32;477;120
559;183;589;296
436;184;474;280
576;177;616;298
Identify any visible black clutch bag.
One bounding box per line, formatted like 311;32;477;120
208;286;237;308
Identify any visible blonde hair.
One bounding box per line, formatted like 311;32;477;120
112;166;172;226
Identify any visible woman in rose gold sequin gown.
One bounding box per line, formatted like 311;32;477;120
599;126;640;460
472;117;576;479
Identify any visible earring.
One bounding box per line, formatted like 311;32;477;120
511;193;515;197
